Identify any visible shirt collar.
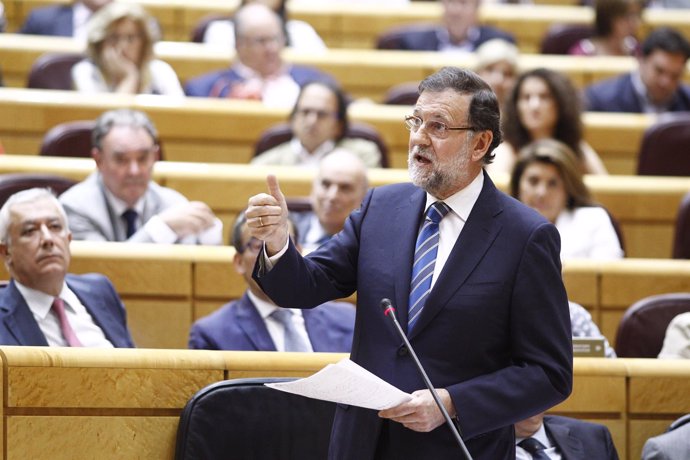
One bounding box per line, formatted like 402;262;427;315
291;137;336;165
515;423;552;449
437;26;480;52
248;290;305;321
233;61;291;81
424;171;484;223
100;176;146;216
14;280;71;320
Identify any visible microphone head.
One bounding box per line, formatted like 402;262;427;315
380;298;394;316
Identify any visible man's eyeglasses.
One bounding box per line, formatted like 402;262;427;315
404;115;475;139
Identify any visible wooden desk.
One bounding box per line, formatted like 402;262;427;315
0;86;660;175
1;155;689;259
5;0;690;53
0;346;687;459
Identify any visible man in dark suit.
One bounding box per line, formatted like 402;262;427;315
387;0;515;52
188;211;354;351
0;188;134;347
185;3;334;106
585;27;690;113
515;413;619;459
19;0;112;40
246;67;572;459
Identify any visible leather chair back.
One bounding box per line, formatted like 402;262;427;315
40;120;96;158
376;24;438;50
0;173;77;208
175;377;335;460
637;112;690;176
540;24;594;54
673;191;690;259
190;13;232;42
27;53;83;90
383;82;420;106
615;293;690;357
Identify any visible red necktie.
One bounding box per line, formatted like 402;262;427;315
51;298;83;347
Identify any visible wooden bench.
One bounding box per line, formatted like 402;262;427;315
1;155;688;259
0;345;687;459
0;33;658;101
5;0;690;52
0;86;659;174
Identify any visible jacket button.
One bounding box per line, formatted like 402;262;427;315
397;346;409;356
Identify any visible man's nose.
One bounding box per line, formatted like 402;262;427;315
39;225;55;245
127;160;141;175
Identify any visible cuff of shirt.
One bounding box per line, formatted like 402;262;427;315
143;215;178;244
263;236;290;271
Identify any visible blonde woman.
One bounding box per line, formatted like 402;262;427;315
72;2;183;95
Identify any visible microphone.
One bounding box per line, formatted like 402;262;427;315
381;298;473;460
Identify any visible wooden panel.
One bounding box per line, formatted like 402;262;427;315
6;416;179;460
126;300;192;350
629;419;674;460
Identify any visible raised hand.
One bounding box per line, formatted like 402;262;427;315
246;174;290;255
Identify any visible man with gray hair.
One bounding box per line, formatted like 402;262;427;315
0;188;134;347
59;109;222;244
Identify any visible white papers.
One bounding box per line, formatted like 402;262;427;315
265;358;412;410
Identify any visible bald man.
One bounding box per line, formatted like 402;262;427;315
291;149;369;252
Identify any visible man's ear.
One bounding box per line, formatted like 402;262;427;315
232;252;245;275
92;148;103;168
471;130;494;162
0;243;11;266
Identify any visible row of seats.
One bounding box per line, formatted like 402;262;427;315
5;1;690;52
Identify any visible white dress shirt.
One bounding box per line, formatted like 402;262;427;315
15;281;113;347
248;291;313;352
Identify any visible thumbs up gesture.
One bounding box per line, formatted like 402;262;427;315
246;174;290;256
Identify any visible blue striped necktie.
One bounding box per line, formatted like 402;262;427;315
122;209;138;239
408;201;451;330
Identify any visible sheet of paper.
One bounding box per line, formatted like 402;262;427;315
265;358;412;410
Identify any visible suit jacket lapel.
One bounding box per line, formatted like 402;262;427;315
68;277;123;347
545;419;585;460
236;294;276;351
393;189;427;330
410;173;504;338
0;281;49;346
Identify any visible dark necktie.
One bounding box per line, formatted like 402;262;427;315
51;298;83;347
408;201;451;330
518;437;551;460
271;309;310;352
122;209;138;239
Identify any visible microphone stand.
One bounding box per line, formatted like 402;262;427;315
381;298;473;460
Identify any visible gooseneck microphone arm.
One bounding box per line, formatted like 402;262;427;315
381;298;473;460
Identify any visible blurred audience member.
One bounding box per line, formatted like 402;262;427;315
570;301;616;358
60;109;223;245
641;414;690;459
185;3;334;107
491;67;608;175
515;413;619;459
72;3;182;95
19;0;112;41
188;210;355;351
385;0;515;53
658;312;690;359
510;139;623;260
203;0;326;52
0;188;134;347
252;81;383;167
291;150;369;252
585;27;690;113
475;38;519;110
570;0;642;57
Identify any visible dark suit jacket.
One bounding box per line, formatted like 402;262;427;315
585;72;690;113
19;5;74;37
255;173;573;460
394;25;515;51
544;415;619;460
184;64;335;98
188;292;354;352
0;274;135;347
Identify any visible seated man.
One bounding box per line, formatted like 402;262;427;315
252;81;383;168
386;0;515;53
585;27;690;113
188;211;354;351
642;414;690;460
19;0;112;41
291;149;369;252
185;3;335;108
515;413;619;459
0;188;134;347
59;109;222;244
